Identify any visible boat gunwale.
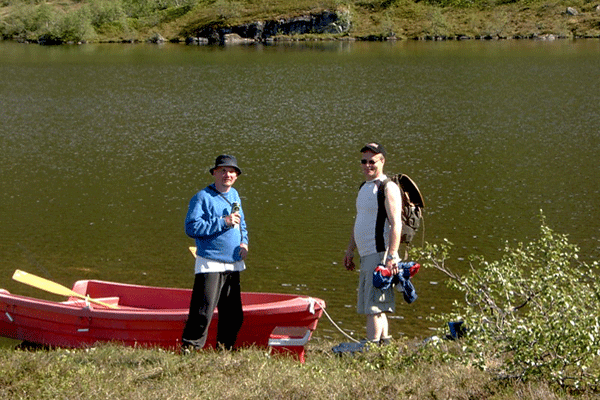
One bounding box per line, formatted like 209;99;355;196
0;282;325;317
71;279;326;313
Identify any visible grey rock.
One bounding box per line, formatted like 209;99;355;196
190;11;350;45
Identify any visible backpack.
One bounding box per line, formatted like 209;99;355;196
360;174;425;249
387;174;425;245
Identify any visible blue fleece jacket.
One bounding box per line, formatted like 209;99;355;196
185;184;248;263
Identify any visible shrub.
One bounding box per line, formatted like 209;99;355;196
415;213;600;389
0;2;60;40
85;0;127;29
58;8;97;42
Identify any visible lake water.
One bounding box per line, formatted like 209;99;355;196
1;39;599;345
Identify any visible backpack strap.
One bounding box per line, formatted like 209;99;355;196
207;184;233;207
375;179;390;253
358;179;391;253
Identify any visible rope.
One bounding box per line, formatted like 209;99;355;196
420;215;425;248
321;307;360;343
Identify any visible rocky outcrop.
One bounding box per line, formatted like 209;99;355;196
187;10;350;45
181;6;600;44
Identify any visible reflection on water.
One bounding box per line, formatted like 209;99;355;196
0;40;599;344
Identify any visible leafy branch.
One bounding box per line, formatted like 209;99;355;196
411;212;600;389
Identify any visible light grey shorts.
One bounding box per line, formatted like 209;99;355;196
357;251;396;315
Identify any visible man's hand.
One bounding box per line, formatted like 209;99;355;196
344;250;355;271
385;258;399;276
224;212;241;227
239;243;248;260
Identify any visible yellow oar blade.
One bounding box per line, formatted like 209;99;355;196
188;246;197;258
12;270;118;309
13;269;74;298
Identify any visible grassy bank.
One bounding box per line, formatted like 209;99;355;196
0;219;598;398
1;0;599;44
1;340;597;400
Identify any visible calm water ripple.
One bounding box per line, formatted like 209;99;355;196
1;40;599;344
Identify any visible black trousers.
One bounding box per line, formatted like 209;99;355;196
182;271;243;350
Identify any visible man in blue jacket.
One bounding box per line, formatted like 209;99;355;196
182;154;249;350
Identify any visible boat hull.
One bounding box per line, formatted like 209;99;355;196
0;280;326;361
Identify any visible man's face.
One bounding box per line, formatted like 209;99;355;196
360;150;384;180
213;166;239;189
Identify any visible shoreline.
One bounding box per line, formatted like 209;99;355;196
8;31;599;46
2;1;600;46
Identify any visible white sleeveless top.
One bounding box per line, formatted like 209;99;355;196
354;176;389;257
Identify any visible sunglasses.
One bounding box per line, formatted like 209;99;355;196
360;158;381;166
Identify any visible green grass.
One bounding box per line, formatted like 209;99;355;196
0;0;599;43
0;340;597;399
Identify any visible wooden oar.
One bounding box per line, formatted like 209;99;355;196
12;270;119;309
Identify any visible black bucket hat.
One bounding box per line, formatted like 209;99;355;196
209;155;242;175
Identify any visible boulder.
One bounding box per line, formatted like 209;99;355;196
148;33;165;43
223;33;254;44
186;37;209;45
566;7;579;16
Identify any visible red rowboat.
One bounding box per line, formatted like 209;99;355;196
0;276;326;362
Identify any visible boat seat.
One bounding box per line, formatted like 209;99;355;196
268;326;312;363
64;297;120;306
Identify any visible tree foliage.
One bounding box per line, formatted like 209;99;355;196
414;213;600;389
0;0;202;41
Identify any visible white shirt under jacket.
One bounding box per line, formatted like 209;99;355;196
353;175;400;257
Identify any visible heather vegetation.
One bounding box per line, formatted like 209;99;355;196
0;0;599;43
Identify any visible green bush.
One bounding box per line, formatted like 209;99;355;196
415;213;600;389
84;0;127;28
0;2;58;40
58;8;97;42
